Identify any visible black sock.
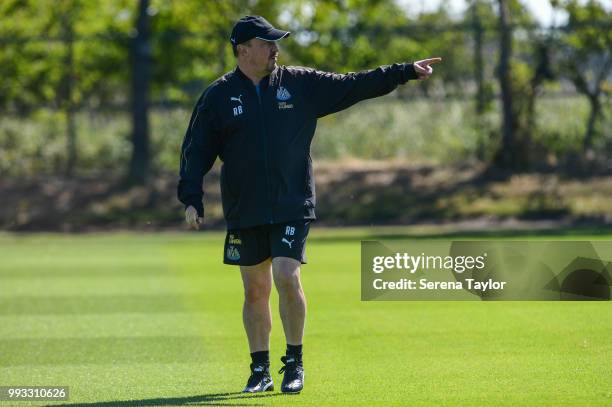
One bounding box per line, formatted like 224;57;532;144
286;344;302;361
250;350;269;366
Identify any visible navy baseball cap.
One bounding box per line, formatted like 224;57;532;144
230;15;290;45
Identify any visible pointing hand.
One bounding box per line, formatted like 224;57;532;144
413;57;442;80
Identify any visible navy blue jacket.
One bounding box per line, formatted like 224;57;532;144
178;63;418;229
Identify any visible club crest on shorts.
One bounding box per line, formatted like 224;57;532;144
276;86;291;101
226;245;240;261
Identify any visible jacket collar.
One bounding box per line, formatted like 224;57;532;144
234;65;278;90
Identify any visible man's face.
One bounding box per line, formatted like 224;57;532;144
239;38;279;73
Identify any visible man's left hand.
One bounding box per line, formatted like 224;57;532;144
414;57;442;80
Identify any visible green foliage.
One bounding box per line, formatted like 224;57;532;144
1;97;593;178
410;4;472;94
561;0;611;54
281;0;415;72
0;0;609;177
554;0;611;150
534;95;590;153
313;98;499;163
280;0;471;96
0;110;132;177
0;0;133;111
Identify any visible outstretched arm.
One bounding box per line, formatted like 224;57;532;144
305;57;442;118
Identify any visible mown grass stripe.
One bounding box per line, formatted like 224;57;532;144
0;277;201;298
0;231;610;406
0;312;237;339
0;336;207;366
0;267;171;279
0;295;193;315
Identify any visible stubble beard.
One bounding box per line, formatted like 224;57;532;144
266;59;277;72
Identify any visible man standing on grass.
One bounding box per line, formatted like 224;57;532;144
178;15;440;394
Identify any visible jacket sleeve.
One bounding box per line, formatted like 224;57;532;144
177;94;221;218
305;63;418;118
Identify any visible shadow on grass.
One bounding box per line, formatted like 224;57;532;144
45;391;287;407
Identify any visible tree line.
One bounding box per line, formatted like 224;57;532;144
0;0;610;182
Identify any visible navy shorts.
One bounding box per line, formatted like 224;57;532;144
223;220;311;266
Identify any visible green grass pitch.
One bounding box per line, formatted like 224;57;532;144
1;228;611;406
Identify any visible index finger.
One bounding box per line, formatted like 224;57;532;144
421;57;442;66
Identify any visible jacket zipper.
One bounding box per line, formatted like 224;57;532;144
255;84;275;224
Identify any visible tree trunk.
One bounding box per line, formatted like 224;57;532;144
61;10;77;176
471;1;486;114
495;0;516;170
128;0;151;184
583;94;601;153
66;103;77;176
526;44;549;143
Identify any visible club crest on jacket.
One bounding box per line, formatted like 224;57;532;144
276;86;291;101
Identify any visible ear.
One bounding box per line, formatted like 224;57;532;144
237;40;251;57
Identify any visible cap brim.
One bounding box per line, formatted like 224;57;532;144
256;28;290;42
